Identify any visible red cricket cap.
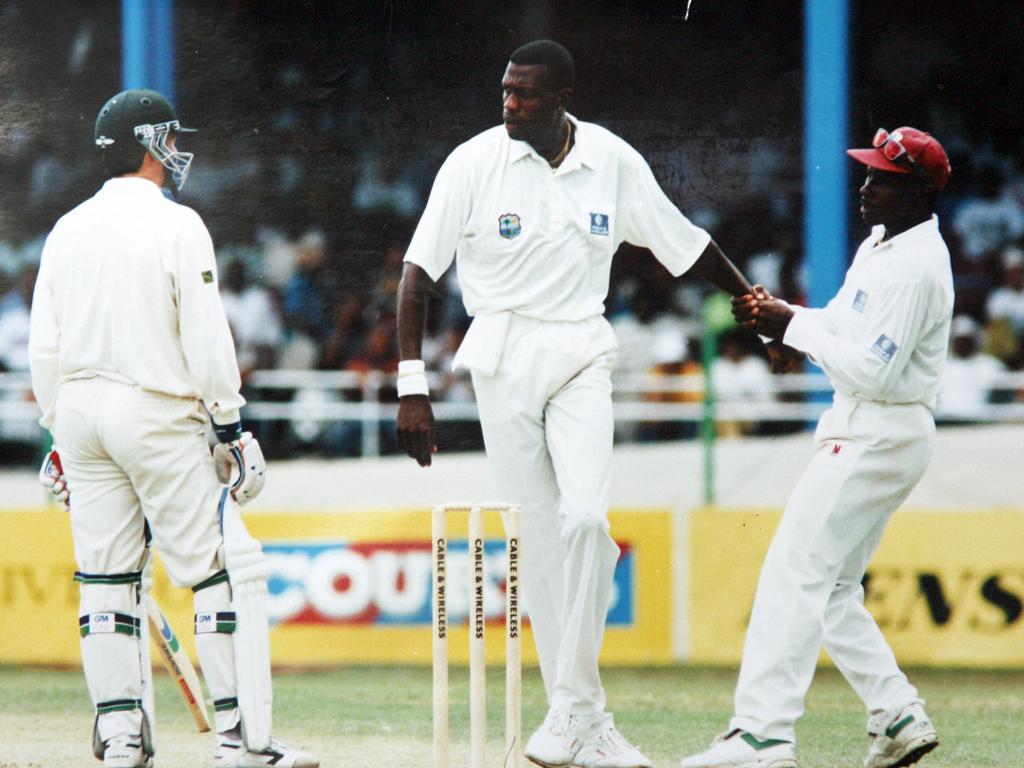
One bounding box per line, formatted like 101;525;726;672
847;126;952;191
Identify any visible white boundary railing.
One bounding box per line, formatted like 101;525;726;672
1;370;1022;457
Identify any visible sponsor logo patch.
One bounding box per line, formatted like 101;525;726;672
195;612;217;634
90;613;116;634
498;213;522;239
590;212;610;236
201;270;214;284
871;334;898;364
853;289;868;313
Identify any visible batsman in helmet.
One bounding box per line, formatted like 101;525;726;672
29;89;318;768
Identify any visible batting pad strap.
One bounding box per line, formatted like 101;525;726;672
74;570;142;586
195;611;237;634
214;696;239;712
79;612;141;638
96;698;143;715
192;569;230;593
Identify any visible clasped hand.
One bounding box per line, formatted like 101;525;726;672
733;285;804;374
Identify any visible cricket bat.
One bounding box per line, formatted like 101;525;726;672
146;594;212;732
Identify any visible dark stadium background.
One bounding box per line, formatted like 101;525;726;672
0;0;1021;460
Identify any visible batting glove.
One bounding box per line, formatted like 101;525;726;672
213;431;267;505
39;448;70;508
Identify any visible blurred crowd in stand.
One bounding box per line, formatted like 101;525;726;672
1;1;1022;460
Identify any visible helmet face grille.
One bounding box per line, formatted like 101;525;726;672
135;120;194;190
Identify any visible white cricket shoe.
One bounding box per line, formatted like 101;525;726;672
864;703;938;768
215;731;319;768
525;708;586;767
103;735;152;767
573;717;653;768
679;729;797;768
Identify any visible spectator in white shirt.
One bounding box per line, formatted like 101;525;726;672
220;257;283;376
952;165;1024;263
711;330;773;436
0;266;34;372
937;314;1006;421
985;245;1024;333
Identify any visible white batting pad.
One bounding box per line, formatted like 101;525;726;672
221;495;273;750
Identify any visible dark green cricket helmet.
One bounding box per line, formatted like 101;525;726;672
94;89;197;189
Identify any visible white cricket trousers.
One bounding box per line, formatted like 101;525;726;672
730;397;934;742
56;377;224;585
471;314;620;716
54;377;236;744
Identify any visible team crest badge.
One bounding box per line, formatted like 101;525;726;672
499;213;522;239
590;212;610;236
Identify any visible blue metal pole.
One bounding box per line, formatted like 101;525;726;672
803;0;848;309
121;0;175;100
121;0;147;90
151;0;175;103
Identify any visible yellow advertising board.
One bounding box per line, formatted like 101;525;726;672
690;507;1024;667
0;508;673;667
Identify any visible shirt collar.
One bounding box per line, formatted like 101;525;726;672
508;113;596;172
101;177;166;196
868;214;939;251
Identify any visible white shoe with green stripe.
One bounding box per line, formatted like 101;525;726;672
679;729;797;768
215;728;319;767
864;703;938;768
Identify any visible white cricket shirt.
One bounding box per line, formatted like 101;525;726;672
404;115;710;372
784;215;953;409
29;177;245;430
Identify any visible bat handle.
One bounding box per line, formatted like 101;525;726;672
49;449;64;474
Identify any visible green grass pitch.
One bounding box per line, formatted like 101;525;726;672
1;665;1021;766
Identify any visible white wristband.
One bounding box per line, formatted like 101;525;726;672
397;359;429;397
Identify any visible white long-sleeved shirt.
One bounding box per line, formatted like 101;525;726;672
29;177;245;430
783;215;953;409
404;115;710;374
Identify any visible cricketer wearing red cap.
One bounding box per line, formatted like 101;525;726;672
682;127;953;768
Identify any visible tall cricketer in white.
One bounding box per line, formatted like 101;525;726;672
396;40;758;768
28;89;317;768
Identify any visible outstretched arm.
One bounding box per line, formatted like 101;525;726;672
688;239;753;297
396;263;438;467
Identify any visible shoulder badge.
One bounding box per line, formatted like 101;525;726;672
852;289;868;313
870;334;898;364
201;270;214;284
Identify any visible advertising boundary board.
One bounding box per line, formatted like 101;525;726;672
0;509;673;667
8;507;1024;668
689;507;1024;667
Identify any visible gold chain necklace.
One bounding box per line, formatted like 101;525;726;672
548;122;573;168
